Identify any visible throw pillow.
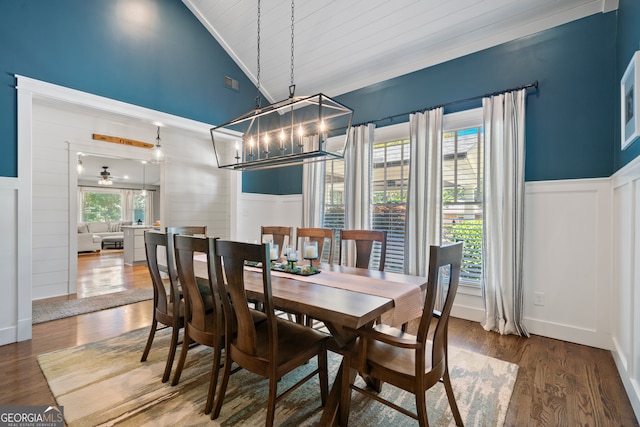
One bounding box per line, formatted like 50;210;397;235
108;222;121;232
77;223;88;234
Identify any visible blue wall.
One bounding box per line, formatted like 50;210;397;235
0;0;258;177
615;0;640;170
1;2;633;191
337;12;617;183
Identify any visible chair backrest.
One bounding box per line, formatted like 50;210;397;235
144;231;177;317
213;240;275;363
260;226;293;253
165;226;207;282
339;229;387;271
173;234;223;335
296;227;334;264
416;242;463;376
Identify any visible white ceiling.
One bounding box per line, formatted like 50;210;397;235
78;154;160;187
184;0;617;103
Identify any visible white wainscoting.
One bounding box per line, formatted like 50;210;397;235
233;192;303;243
0;179;21;344
612;156;640;419
522;178;612;348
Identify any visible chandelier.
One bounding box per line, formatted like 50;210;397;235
210;0;353;171
98;166;113;186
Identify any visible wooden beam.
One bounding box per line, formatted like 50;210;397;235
92;133;154;149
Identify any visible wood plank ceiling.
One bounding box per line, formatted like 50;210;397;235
183;0;617;103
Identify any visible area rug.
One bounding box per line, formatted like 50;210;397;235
32;288;153;324
37;327;517;426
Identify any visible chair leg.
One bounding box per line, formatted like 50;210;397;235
204;338;223;415
161;324;180;383
443;369;463;426
416;392;430;427
171;331;191;386
266;375;278;427
140;318;158;362
211;349;233;420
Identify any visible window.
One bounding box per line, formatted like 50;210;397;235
323;158;345;263
133;191;147;224
321;108;484;285
372;138;410;272
81;189;123;223
441;123;483;285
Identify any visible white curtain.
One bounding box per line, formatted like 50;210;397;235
481;89;528;337
404;108;443;277
145;191;155;225
77;187;84;223
344;123;375;265
302;135;326;228
122;190;134;222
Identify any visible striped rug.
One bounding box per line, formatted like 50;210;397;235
37;327;517;426
32;288;153;324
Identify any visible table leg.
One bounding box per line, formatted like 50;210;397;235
319;362;342;426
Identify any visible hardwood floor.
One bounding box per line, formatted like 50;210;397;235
3;254;638;426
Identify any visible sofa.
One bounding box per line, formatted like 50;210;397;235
77;221;132;252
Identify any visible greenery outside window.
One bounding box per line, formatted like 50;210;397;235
82;189;122;223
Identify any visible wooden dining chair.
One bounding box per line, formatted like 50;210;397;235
164;226;207;285
340;242;464;427
260;226;293;256
140;231;183;383
211;240;329;426
296;227;335;264
339;229;387;271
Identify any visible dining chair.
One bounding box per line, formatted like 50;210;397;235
260;226;293;257
211;240;329;426
164;226;207;284
340;241;464;427
170;235;267;415
140;231;183;383
296;227;335;264
339;229;387;271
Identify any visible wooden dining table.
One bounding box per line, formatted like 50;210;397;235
194;258;429;425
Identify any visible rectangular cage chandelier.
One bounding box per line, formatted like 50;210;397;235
210;93;353;171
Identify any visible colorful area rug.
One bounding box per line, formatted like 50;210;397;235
32;288;152;324
37;327;517;426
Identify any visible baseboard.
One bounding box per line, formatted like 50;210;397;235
451;303;485;323
525;317;611;349
611;337;640;422
0;325;17;346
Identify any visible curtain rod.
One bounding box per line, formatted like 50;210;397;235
350;80;538;128
79;184;156;192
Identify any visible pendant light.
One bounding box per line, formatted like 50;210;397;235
152;126;165;163
210;0;353;171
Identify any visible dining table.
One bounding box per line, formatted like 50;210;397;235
193;257;429;425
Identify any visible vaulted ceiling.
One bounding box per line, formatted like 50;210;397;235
184;0;617;103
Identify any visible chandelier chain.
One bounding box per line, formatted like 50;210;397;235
256;0;261;101
290;0;295;89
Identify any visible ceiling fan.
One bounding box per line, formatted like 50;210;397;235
98;166;113;186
